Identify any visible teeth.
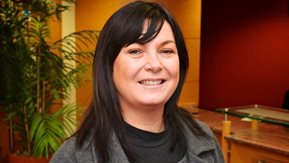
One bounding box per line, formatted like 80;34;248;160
140;80;162;85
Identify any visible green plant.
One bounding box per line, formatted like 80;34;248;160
0;0;98;158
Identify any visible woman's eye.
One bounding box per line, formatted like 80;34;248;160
161;49;175;54
128;49;142;55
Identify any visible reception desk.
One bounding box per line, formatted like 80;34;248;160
192;106;289;163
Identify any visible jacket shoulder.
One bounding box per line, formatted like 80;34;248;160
49;136;94;163
194;119;215;136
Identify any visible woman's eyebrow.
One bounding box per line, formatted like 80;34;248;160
125;40;175;48
160;40;176;46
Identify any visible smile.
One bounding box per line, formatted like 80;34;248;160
139;80;165;85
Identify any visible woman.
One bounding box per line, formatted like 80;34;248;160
50;1;224;163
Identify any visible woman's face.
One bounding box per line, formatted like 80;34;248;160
113;20;179;112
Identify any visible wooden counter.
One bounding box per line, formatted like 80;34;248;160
193;109;289;163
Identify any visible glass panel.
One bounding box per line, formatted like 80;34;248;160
215;104;289;127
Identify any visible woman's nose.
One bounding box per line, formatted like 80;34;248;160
144;53;163;72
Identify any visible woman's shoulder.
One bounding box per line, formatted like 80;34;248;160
50;135;94;163
193;119;215;136
49;136;78;162
60;135;78;149
177;108;214;136
177;109;214;138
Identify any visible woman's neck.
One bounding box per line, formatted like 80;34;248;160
121;105;165;133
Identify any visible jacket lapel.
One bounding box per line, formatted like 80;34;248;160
107;133;130;163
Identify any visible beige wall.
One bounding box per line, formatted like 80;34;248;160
75;0;201;109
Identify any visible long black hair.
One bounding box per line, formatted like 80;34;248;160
76;1;206;162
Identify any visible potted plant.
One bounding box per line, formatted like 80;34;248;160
0;0;98;161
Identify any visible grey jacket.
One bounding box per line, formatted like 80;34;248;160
50;120;224;163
